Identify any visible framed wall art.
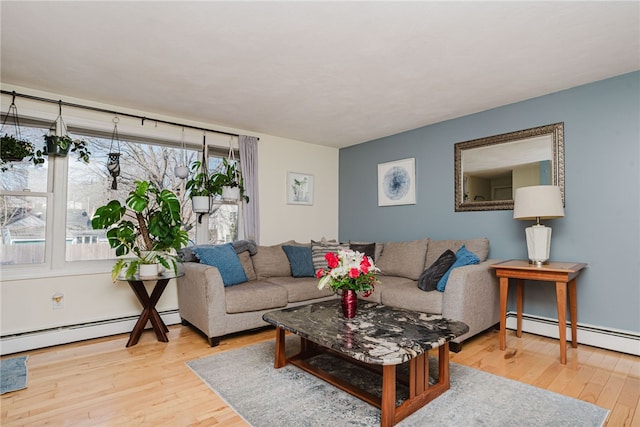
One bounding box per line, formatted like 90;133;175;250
287;172;314;205
378;157;416;206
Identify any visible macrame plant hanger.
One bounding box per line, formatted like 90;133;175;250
227;136;239;181
1;92;22;142
0;92;33;170
174;127;189;179
107;116;121;190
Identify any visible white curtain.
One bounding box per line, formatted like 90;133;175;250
239;135;259;243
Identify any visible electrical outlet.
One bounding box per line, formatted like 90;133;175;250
52;293;64;310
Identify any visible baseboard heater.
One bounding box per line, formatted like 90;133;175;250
506;311;640;356
0;310;181;356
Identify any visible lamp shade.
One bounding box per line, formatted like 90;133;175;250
513;185;564;220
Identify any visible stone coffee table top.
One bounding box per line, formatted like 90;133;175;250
263;300;469;366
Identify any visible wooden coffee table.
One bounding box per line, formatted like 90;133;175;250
263;300;469;427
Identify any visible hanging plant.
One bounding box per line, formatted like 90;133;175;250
209;138;249;203
0;93;45;171
43;101;91;163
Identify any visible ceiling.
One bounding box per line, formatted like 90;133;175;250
1;1;638;148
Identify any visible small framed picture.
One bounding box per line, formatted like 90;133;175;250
378;158;416;206
287;172;314;205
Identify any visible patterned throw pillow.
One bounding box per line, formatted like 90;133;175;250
418;249;456;292
311;240;349;271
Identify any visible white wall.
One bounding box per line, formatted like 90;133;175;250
0;85;338;346
258;137;339;245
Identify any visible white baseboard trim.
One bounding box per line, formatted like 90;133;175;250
0;310;182;356
506;312;640;356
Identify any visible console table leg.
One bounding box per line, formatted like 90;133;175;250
516;279;524;338
499;277;509;350
555;281;568;364
568;278;578;348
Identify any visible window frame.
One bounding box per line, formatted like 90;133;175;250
1;116;243;280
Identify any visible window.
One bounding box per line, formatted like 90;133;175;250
1;115;244;272
1;122;51;266
206;156;241;244
64;130;202;261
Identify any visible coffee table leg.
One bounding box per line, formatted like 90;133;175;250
274;326;286;368
380;364;397;427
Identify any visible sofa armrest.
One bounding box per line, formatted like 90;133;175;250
441;259;500;343
176;262;227;339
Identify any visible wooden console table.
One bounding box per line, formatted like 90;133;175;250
121;272;183;347
489;260;587;364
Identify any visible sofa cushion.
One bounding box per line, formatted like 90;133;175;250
238;251;257;281
311;240;349;271
436;245;480;292
376;238;430;280
418;249;456;292
251;241;294;279
224;280;288;314
425;238;489;268
359;275;415;304
265;276;335;303
349;242;376;260
193;244;248;287
379;279;444;314
282;245;315;277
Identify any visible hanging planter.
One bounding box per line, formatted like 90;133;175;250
0;93;44;171
107;116;121;190
210;138;249;203
44;135;72;157
222;186;240;201
44;101;90;163
191;195;211;213
174;165;189;179
174;127;189;179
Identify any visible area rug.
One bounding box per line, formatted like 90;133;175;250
1;355;28;394
186;338;608;427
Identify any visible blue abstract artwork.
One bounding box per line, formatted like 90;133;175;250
378;158;416;206
382;166;410;200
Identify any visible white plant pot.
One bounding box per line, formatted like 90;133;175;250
222;186;240;201
192;195;210;213
174;165;189;179
139;263;159;278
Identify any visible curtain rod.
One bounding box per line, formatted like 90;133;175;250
1;90;257;140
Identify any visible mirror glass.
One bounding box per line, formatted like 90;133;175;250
454;123;564;211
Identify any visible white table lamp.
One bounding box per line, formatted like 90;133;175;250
513;185;564;266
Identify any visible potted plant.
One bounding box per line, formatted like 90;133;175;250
185;160;215;213
1;134;45;171
44;134;91;163
91;180;189;281
210;158;249;203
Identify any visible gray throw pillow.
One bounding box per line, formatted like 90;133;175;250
418;249;456;292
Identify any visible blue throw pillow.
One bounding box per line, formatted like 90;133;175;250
193;243;248;287
282;245;315;277
436;245;480;292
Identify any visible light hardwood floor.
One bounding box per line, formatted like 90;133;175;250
2;325;639;426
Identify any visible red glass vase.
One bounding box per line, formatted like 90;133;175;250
341;290;357;318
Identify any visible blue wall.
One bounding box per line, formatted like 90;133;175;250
339;71;639;333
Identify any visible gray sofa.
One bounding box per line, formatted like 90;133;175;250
176;238;500;350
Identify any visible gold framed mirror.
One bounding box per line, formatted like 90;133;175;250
454;122;564;212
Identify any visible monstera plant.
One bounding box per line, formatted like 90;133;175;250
91;180;189;280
